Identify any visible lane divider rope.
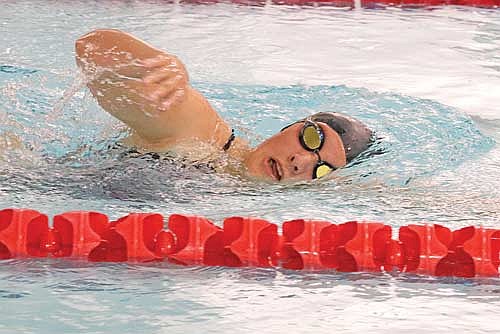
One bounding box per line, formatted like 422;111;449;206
182;0;499;8
1;208;499;278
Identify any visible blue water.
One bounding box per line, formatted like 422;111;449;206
1;1;500;333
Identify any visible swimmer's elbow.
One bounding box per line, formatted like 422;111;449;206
75;29;128;70
75;29;124;51
75;30;101;71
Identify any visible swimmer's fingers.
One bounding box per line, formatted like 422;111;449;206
143;67;177;84
147;75;187;110
159;88;186;111
137;55;172;68
139;54;188;80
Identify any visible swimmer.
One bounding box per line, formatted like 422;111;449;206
75;29;373;182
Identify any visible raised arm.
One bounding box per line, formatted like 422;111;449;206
75;29;231;150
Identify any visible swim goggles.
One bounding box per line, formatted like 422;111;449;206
299;120;336;179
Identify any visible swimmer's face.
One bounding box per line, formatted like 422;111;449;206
244;122;347;182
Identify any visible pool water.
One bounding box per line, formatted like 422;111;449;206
1;1;500;333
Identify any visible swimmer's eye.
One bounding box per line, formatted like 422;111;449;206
300;121;324;151
314;162;334;179
299;120;336;179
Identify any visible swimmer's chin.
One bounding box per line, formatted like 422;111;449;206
243;169;335;185
242;168;282;183
244;175;333;186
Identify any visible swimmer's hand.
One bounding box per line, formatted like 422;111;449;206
76;29;190;114
90;54;190;112
139;55;189;111
76;29;223;147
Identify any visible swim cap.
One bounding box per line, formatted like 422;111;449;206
284;112;373;162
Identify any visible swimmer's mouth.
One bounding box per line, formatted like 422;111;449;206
269;158;283;181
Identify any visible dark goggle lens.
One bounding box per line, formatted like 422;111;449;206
313;163;334;179
302;125;322;150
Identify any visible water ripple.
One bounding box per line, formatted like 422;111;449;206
1;2;500;334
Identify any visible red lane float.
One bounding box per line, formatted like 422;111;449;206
223;216;279;267
0;209;49;259
0;208;499;278
180;0;498;8
361;0;499;7
167;214;224;265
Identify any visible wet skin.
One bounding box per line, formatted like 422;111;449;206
75;29;346;182
244;122;346;182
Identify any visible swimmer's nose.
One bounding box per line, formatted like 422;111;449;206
287;152;315;176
